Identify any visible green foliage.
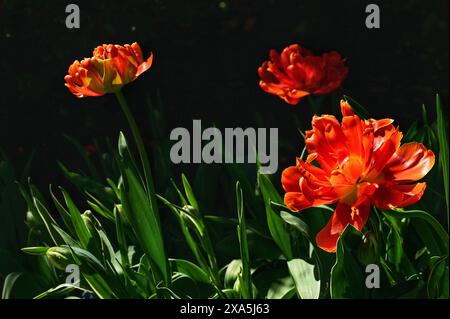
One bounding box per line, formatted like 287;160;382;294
1;94;448;300
436;95;449;228
258;173;293;259
330;225;367;298
235;182;253;299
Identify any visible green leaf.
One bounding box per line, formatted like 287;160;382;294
58;162;113;206
213;289;240;299
86;192;115;221
53;225;80;248
31;196;62;245
21;247;49;256
383;209;448;251
275;204;323;298
117;131;168;285
120;167;169;285
258;173;293;259
383;216;416;276
157;194;209;273
170;259;209;284
182;174;200;212
404;120;420;142
83;274;118;299
427;256;449;298
2;272;22;299
436;94;449;229
225;162;263;222
386;225;404;270
33;283;91;299
411;219;442;256
280;211;310;240
236;182;252;299
60;188;92;248
330;225;367;298
114;207;129;268
252;260;294;299
287;258;320;299
49;185;74;235
64;245;106;273
223;259;242;289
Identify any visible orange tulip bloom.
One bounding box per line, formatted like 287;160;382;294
258;44;348;105
281;100;435;252
65;42;153;98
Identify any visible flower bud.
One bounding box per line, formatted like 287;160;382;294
46;247;74;271
180;205;204;236
182;205;199;217
81;210;95;233
26;211;40;229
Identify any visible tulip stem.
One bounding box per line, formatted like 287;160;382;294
115;90;156;204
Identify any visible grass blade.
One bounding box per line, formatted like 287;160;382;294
120;168;169;285
436;94;449;229
60;188;92;248
182;174;200;212
236;182;253;299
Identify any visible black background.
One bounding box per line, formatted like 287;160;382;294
0;0;448;188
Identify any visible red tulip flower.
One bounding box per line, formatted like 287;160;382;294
65;42;153;98
281;100;435;252
258;44;348;105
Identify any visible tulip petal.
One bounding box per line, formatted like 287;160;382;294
340;100;354;116
136;52;153;77
282;160;338;212
281;166;302;192
372;182;427;209
385;142;435;182
130;42;144;64
306;115;348;171
284;192;312;212
316;216;340;253
316;200;370;253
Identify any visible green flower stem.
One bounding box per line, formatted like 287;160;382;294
115;90;159;215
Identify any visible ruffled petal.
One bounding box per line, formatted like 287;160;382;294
372;182;427;209
340;99;354;116
385;142;435;182
258;44;347;104
316;215;341;253
282;159;338;212
316;200;370;253
305;115;348;171
281;166;301;192
136;52;153;77
284;192;313;212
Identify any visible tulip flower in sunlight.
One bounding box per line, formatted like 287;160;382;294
258;44;348;105
64;42;153;97
281;100;435;252
64;42;156;211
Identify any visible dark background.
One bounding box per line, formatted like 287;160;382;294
0;0;448;188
